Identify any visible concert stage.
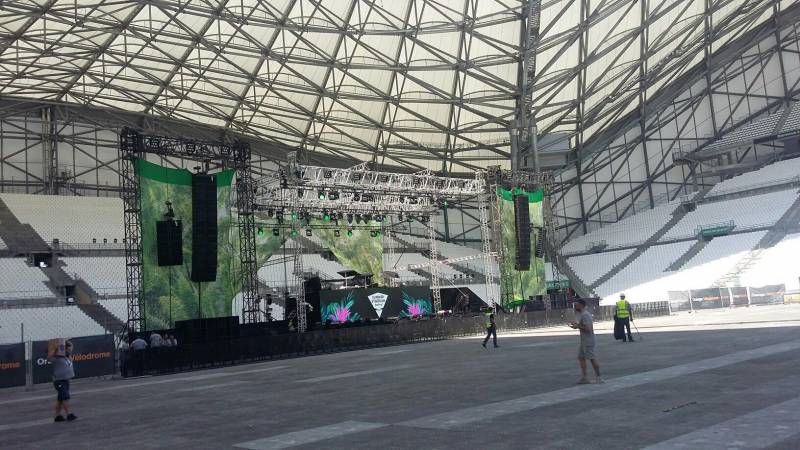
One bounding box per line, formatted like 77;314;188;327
3;305;800;449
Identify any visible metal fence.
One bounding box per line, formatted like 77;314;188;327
121;301;670;377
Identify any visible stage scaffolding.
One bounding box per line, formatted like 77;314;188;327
118;128;259;332
254;155;559;326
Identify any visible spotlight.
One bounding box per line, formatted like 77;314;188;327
353;173;362;181
353;193;361;201
364;214;372;222
306;229;312;237
329;191;339;200
355;214;362;224
272;228;280;236
267;209;274;218
379;174;389;183
347;229;354;237
324;170;332;178
407;216;413;223
323;212;331;222
257;227;265;237
374;214;383;222
347;214;353;224
334;230;341;237
318;190;326;200
290;230;298;237
297;189;304;198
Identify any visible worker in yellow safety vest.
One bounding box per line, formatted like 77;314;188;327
614;294;634;342
482;312;498;348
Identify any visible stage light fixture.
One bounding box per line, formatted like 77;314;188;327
297;189;304;198
374;214;384;222
291;212;298;220
318;190;326;200
379;174;389;182
324;170;332;178
347;213;353;224
334;230;341;237
407;216;414;223
370;230;377;238
337;212;344;220
347;229;354;237
323;212;331;221
329;191;339;200
290;230;298;237
353;173;362;181
353;193;361;201
257;227;265;237
267;209;274;218
364;214;372;222
355;214;362;224
272;228;280;236
306;229;312;237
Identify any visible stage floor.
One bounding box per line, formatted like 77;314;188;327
3;305;800;449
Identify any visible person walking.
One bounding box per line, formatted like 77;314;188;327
51;340;77;422
482;312;499;348
614;294;634;342
570;299;602;384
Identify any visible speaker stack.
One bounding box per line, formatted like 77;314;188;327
513;194;531;270
191;174;218;282
534;227;546;258
156;220;183;266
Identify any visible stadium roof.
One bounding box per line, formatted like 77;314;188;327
0;0;788;172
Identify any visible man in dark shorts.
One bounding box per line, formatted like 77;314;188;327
570;300;603;384
51;340;77;422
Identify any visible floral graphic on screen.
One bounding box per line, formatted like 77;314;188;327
400;291;432;318
322;292;361;323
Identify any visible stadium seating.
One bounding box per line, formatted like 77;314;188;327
0;306;106;344
740;233;800;291
567;249;636;286
0;235;6;249
0;193;123;244
707;158;800;196
659;189;798;241
61;257;126;296
0;258;53;299
703;107;784;154
595;232;766;303
595;241;695;302
562;201;680;254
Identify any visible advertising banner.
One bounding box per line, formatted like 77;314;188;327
0;343;25;388
749;284;785;305
33;335;115;384
320;287;432;323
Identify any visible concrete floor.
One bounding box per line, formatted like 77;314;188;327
2;305;800;449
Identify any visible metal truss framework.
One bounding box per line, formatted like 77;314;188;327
118;127;259;331
552;1;800;243
0;0;799;250
257;155;496;321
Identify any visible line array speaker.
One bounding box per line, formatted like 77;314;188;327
156;220;183;266
514;194;531;270
191;174;218;282
534;227;546;258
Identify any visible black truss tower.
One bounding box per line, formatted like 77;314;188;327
118;127;259;331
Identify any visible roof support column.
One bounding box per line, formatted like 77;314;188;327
638;0;654;209
514;0;542;172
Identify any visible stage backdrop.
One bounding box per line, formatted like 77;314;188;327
320;287;432;323
497;187;546;307
311;219;383;284
137;159;284;330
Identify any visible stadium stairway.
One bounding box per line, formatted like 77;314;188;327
551;254;594;298
714;193;800;287
0;197;50;255
449;262;486;283
77;302;125;334
588;193;703;292
665;239;709;271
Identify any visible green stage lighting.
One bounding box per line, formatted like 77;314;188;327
323;213;331;221
347;229;353;237
257;227;265;237
291;212;298;220
290;230;298;237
